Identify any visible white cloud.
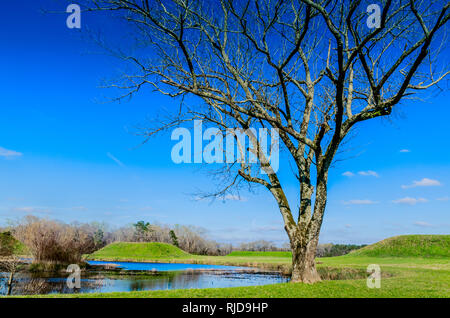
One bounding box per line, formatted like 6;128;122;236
70;206;88;212
342;171;355;177
11;206;51;214
414;221;433;228
6;197;24;202
343;199;378;205
250;225;282;232
107;152;125;167
224;194;247;202
437;196;449;202
401;178;441;189
12;207;35;213
400;149;411;153
392;197;428;205
0;146;22;159
358;170;379;177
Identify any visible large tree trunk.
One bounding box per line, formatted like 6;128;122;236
290;175;327;283
290;234;321;283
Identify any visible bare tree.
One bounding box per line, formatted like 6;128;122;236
0;256;21;296
84;0;449;282
238;240;278;251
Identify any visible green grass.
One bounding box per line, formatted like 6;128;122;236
12;235;450;298
87;242;190;261
349;234;450;258
227;251;291;257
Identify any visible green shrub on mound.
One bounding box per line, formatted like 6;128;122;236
88;242;190;260
349;235;450;258
0;231;28;256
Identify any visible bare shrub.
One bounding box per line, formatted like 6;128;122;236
13;216;95;264
173;225;232;256
316;243;334;258
237;240;280;252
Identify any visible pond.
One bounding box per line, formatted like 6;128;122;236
1;261;289;295
87;260;251;271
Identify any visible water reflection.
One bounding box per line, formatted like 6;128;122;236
0;272;108;295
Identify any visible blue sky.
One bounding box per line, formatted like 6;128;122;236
0;1;449;245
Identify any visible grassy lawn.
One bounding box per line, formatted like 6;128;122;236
8;235;450;298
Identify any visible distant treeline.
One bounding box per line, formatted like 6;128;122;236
236;240;366;257
315;243;367;257
0;216;365;263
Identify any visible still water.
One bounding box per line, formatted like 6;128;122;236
87;260;251;271
1;261;289;295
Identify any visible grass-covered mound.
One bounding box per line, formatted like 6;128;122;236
227;251;291;257
349;235;450;258
87;242;190;261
